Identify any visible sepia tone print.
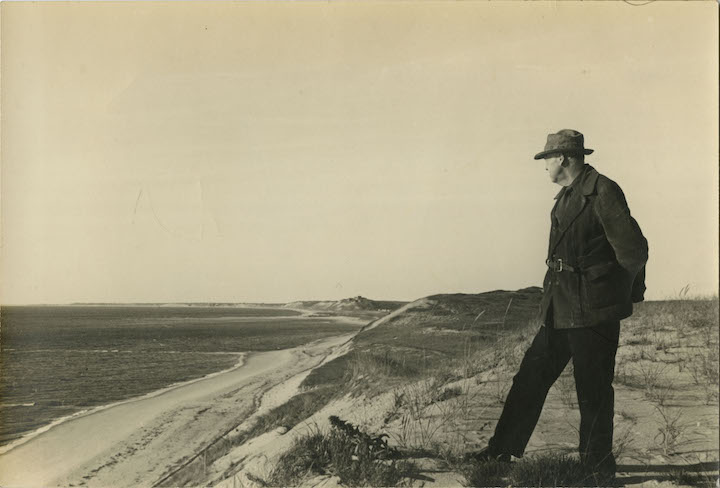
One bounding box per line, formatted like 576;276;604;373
0;2;717;487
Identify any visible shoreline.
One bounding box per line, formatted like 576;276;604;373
0;332;358;487
0;307;365;457
0;352;247;456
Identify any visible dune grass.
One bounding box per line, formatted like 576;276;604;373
668;465;719;488
157;385;342;487
460;453;612;487
276;295;718;487
263;417;416;487
306;290;542;401
177;292;718;487
248;386;338;436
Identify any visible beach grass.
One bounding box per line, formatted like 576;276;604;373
164;292;719;487
461;453;610;487
263;417;416;487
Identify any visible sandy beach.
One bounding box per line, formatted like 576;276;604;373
0;333;355;488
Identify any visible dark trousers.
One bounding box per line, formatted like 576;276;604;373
488;319;620;473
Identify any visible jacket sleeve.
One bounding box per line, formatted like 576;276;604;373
594;178;649;277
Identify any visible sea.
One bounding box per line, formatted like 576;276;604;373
0;305;359;450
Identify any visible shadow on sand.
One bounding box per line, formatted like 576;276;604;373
617;461;719;485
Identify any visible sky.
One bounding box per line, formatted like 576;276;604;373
1;1;718;304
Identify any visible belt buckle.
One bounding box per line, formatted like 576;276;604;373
547;258;563;272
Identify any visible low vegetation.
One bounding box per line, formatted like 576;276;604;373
460;452;627;487
263;416;416;487
156;385;342;487
185;290;718;487
669;465;720;488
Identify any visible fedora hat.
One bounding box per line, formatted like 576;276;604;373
534;129;594;160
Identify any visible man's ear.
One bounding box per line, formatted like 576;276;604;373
558;154;568;167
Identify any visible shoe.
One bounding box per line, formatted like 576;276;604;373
464;445;511;464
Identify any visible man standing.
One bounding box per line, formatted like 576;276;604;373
472;129;648;482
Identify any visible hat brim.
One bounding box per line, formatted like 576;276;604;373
534;148;594;160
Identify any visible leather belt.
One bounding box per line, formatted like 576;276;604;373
546;258;579;273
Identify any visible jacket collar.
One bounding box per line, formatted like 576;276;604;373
553;164;599;200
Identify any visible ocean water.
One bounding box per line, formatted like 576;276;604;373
0;305;359;447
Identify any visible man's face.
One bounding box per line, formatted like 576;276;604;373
544;154;564;184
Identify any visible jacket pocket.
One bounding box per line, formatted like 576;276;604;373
582;262;619;308
584;261;615;282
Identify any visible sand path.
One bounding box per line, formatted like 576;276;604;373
0;333;355;488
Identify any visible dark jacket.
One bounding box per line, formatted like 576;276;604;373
540;165;648;329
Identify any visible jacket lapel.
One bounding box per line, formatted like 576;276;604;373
548;165;600;255
550;191;587;254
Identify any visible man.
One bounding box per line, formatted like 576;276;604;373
471;129;648;481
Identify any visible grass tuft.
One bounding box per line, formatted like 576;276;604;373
509;454;598;487
669;466;719;488
249;386;337;436
266;417;415;487
460;458;513;487
461;453;614;487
